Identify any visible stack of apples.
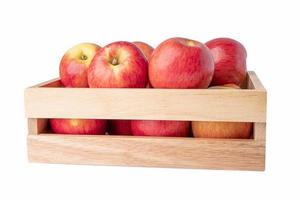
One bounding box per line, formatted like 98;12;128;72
50;37;252;139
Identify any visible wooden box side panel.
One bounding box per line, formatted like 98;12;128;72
27;134;265;171
24;71;267;123
25;71;266;170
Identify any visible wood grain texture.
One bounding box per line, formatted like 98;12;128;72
25;72;266;122
25;71;267;170
27;134;265;171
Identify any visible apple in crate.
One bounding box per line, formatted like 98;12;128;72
60;43;100;87
88;41;148;135
192;84;252;139
109;120;132;135
149;37;214;88
88;41;148;88
133;41;153;88
133;41;154;60
50;119;107;135
208;83;240;89
192;121;252;139
205;38;247;86
131;120;190;137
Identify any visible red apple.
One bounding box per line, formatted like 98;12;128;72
133;41;154;60
192;121;252;139
149;37;214;88
50;119;107;135
133;41;154;88
192;84;252;139
87;41;148;88
205;38;247;86
131;120;190;137
60;43;100;87
109;120;132;135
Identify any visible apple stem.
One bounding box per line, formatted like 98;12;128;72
111;58;118;65
80;54;88;60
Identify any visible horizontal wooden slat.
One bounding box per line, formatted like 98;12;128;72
27;134;265;171
25;71;266;122
25;87;266;122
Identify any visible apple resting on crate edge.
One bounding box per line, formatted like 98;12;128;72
149;37;214;89
87;41;148;88
60;43;100;87
50;119;107;135
133;41;154;61
205;38;247;87
87;41;148;135
131;120;190;137
192;84;252;139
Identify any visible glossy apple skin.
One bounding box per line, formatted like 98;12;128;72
192;84;252;139
133;41;154;88
133;41;154;61
88;41;148;88
109;120;132;135
60;43;100;87
149;37;214;88
131;120;190;137
50;119;107;135
205;38;247;86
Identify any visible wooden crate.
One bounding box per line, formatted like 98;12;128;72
25;71;267;171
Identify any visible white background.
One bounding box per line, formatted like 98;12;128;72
0;0;299;199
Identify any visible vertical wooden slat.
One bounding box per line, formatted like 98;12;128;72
253;122;266;141
28;118;48;135
247;71;266;91
253;122;266;170
248;71;267;141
